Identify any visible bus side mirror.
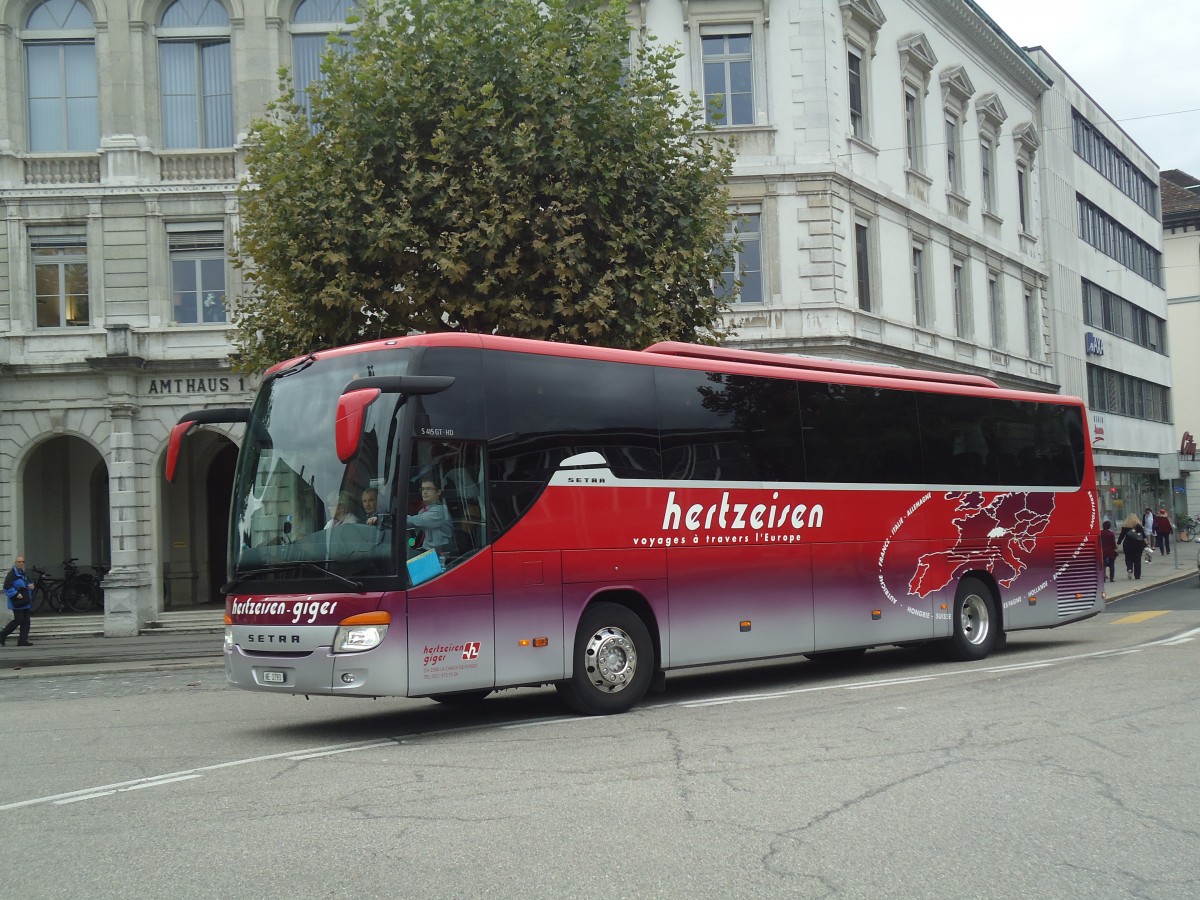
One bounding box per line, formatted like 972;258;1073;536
335;375;456;463
166;420;197;483
336;388;381;463
166;407;250;482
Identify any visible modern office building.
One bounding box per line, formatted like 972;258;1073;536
1025;48;1173;529
0;0;1174;633
1161;169;1200;518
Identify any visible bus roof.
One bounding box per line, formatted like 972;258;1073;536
643;341;999;388
266;332;1080;407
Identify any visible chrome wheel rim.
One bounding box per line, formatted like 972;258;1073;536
960;593;990;646
583;625;638;694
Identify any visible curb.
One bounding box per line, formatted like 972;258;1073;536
0;657;225;680
1103;568;1195;603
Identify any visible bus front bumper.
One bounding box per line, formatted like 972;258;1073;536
224;625;409;697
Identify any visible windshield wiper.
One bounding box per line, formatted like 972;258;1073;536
222;561;364;594
267;353;317;382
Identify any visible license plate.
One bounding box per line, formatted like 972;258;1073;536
262;670;286;684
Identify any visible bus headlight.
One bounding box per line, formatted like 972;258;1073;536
332;611;391;654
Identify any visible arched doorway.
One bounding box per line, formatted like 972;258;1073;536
206;442;238;604
160;430;238;608
21;436;109;594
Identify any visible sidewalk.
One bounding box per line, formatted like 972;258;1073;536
1100;546;1195;603
0;554;1194;677
0;605;225;677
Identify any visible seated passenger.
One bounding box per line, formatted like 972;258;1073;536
361;487;385;526
323;491;359;529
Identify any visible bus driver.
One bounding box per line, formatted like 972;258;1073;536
409;479;455;558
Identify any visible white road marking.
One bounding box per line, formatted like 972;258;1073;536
4;625;1197;812
54;774;204;805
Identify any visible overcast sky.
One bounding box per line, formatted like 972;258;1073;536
980;0;1200;178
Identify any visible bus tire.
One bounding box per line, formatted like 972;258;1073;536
557;603;654;716
945;576;997;661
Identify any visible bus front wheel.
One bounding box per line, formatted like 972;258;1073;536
945;576;998;661
557;603;654;716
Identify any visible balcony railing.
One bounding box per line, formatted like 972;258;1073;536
23;155;101;185
159;151;237;182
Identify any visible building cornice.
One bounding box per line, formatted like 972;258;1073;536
928;0;1051;97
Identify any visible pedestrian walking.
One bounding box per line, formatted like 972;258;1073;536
1100;520;1117;583
1153;507;1172;555
1118;515;1147;581
2;554;34;646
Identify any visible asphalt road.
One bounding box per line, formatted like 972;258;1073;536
2;582;1198;899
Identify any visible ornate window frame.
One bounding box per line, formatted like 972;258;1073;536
939;64;973;201
685;0;770;130
839;0;884;148
1013;121;1039;237
975;92;1007;220
897;32;936;177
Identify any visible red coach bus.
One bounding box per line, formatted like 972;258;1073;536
168;334;1101;714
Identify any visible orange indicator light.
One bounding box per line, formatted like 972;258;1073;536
1028;597;1037;605
518;639;531;647
340;610;391;626
871;610;882;620
533;637;549;648
739;621;751;632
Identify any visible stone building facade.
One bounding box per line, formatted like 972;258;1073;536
0;0;1173;634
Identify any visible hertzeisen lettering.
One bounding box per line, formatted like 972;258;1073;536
661;491;824;533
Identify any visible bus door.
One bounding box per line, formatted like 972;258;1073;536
403;441;497;695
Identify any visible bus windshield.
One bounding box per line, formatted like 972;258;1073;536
228;349;414;584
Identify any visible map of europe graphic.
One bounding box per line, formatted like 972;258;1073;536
908;492;1056;597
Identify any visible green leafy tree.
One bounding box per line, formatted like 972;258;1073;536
233;0;737;372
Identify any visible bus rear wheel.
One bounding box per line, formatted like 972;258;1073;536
945;576;998;661
557;603;654;716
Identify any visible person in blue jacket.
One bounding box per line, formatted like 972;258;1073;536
2;554;34;646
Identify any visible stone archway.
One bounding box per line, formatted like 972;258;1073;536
160;430;238;608
21;436;109;591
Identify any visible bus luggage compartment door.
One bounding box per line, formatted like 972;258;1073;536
666;544;814;666
493;550;564;686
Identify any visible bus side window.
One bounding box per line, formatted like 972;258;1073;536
443;459;485;554
409;440;486;567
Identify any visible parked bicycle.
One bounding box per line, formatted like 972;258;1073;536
28;558;103;613
1177;515;1195;544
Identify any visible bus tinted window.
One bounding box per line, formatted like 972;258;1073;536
484;351;660;533
915;393;1000;485
657;368;805;482
994;401;1084;487
798;382;923;484
484;351;660;479
417;347;488;441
